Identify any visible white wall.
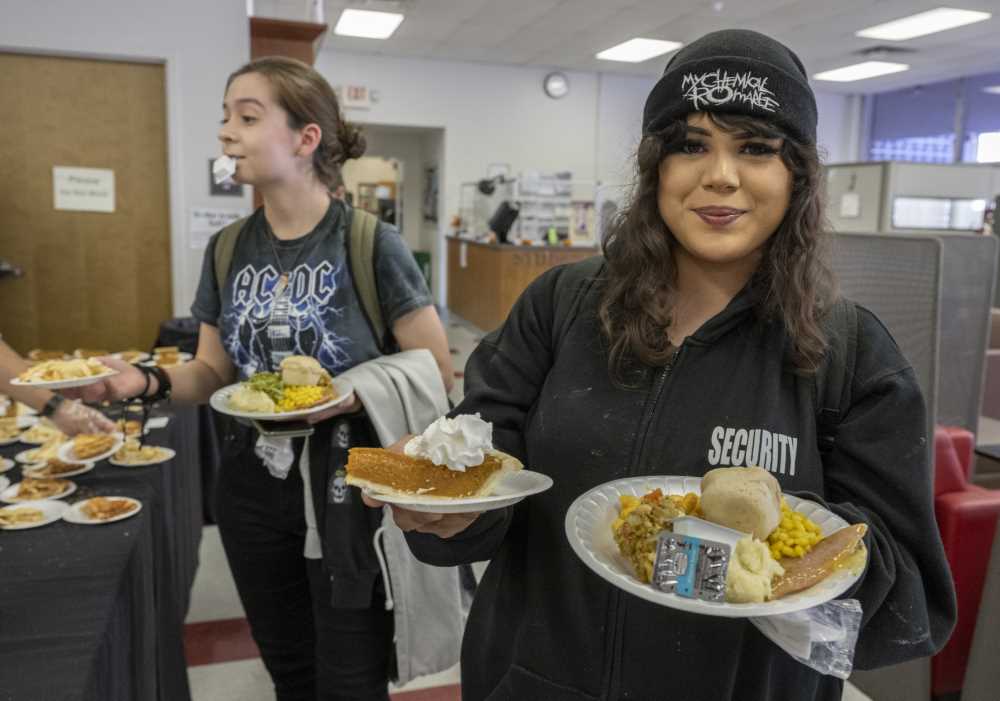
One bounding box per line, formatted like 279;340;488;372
0;0;252;318
316;49;862;302
814;90;864;163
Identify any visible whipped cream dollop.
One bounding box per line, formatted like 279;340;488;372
404;413;493;472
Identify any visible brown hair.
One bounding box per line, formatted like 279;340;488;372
598;112;835;382
226;56;366;189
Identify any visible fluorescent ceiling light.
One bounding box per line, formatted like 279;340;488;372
334;8;404;39
596;38;682;63
856;7;991;41
983;85;1000;95
813;61;910;82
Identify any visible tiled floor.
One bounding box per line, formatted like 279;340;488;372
185;314;873;701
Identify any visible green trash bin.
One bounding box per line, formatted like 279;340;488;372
412;250;431;290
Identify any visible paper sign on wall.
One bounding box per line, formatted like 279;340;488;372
53;167;115;213
189;207;248;249
839;193;861;219
339;84;372;110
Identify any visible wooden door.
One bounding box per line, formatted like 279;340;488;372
0;52;172;354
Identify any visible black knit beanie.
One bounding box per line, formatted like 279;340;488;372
642;29;817;145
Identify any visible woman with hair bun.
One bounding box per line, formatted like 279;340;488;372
79;56;452;700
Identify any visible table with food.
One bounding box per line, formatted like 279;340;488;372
0;360;204;701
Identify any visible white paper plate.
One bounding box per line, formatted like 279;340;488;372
9;369;118;390
0;416;38;443
363;469;554;514
209;378;354;421
0;458;14;474
15;446;61;464
141;352;192;367
109;446;176;467
24;461;96;479
18;422;65;446
0;475;8;492
0;500;69;530
58;432;125;464
63;496;142;525
1;479;77;504
564;475;864;618
113;351;151;363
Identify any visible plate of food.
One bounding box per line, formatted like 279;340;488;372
565;468;868;618
109;441;175;467
63;496;142;525
10;358;118;389
19;419;65;446
113;349;151;364
73;348;110;359
24;458;96;479
210;356;352;421
58;432;125;464
0;458;14;474
0;477;77;503
0;500;69;530
115;419;144;437
346;414;552;513
15;438;64;464
0;416;37;446
142;347;192;368
27;349;70;362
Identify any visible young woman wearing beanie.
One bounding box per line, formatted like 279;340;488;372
372;29;956;701
79;57;453;700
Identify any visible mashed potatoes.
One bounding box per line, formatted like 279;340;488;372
725;536;785;603
229;385;276;413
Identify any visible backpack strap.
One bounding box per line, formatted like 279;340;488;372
346;206;387;353
815;298;859;455
213;216;249;294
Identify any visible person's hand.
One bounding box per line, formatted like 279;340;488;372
306;391;361;424
363;495;483;539
360;433;481;538
62;357;146;403
50;399;116;436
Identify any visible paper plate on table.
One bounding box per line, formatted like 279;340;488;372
113;351;151;364
109;446;176;467
0;417;34;446
0;475;8;492
1;479;77;504
209;378;354;421
63;496;142;525
15;445;61;464
564;475;865;618
0;500;69;530
9;369;118;390
0;458;14;474
24;461;96;479
57;432;125;465
363;470;554;514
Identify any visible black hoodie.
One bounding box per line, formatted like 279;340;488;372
406;259;956;701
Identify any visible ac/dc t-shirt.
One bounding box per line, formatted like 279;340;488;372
191;200;432;379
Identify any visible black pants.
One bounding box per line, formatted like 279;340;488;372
215;426;394;701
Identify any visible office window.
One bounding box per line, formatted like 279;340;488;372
868;80;959;163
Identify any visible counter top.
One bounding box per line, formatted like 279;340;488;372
446;235;599;251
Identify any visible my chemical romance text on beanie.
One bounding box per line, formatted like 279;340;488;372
642;29;817;144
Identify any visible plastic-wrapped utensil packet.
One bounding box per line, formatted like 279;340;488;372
652;533;731;602
213;155;237;185
750;599;863;679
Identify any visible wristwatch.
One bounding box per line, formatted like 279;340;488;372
40;394;66;418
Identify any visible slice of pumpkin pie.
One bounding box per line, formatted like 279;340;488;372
346;414;522;499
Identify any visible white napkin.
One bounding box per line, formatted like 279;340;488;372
255;434;295;479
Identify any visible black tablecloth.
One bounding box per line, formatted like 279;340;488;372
0;404;203;701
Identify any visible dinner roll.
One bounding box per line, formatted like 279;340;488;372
700;466;782;540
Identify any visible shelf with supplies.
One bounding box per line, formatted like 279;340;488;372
456;171;597;246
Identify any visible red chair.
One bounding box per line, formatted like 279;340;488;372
932;426;1000;698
